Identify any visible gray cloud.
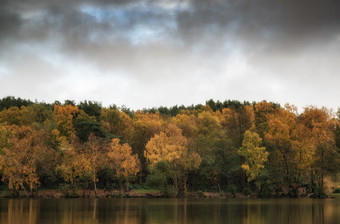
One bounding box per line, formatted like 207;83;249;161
0;0;339;110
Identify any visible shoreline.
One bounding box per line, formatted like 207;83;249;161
1;189;337;199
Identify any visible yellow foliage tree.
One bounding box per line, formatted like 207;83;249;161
173;112;198;138
0;106;34;126
145;124;201;196
54;104;79;138
238;130;268;182
57;146;92;195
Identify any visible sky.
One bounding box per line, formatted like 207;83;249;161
1;0;340;111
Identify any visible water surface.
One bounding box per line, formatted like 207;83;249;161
0;198;339;224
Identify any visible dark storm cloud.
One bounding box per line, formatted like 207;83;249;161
2;0;340;46
0;0;339;109
2;0;339;56
0;10;22;41
177;0;340;51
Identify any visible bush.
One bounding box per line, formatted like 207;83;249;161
287;189;298;198
258;185;273;198
242;187;252;196
227;185;237;198
129;184;143;190
311;187;328;198
145;170;167;189
274;192;286;198
164;185;178;198
59;183;79;198
310;192;328;198
146;161;169;190
333;188;340;193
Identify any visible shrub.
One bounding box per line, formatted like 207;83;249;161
164;185;178;198
333;188;340;193
242;187;252;196
145;170;167;189
227;185;237;198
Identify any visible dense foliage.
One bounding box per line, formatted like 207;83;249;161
0;96;339;197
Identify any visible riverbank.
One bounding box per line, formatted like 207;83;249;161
1;188;338;199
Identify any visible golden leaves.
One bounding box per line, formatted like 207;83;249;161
238;130;268;182
145;124;201;172
107;138;140;178
0;126;46;193
54;105;79;137
145;124;188;165
57;148;92;186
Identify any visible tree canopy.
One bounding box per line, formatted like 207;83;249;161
0;96;338;198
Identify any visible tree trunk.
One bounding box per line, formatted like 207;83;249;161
283;154;290;186
93;172;97;198
22;185;29;197
118;178;123;193
175;173;188;198
320;146;324;192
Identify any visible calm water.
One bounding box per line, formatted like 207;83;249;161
0;198;339;224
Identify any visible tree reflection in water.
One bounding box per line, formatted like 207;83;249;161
0;198;339;224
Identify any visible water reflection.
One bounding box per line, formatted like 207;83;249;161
0;198;339;224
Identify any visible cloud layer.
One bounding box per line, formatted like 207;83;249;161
1;0;340;110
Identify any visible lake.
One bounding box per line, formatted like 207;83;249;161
0;198;339;224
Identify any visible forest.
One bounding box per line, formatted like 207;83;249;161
0;96;339;198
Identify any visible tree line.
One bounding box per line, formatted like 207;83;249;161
0;96;339;197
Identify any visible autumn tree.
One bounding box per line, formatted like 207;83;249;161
0;97;339;198
173;111;198;138
53;104;79;138
238;130;268;183
57;139;92;195
100;108;132;139
335;109;340;150
83;134;108;197
0;106;34;126
217;105;256;189
254;101;278;138
128;112;161;180
192;108;224;190
219;105;255;148
300;106;337;194
145;124;201;196
0;126;47;196
264;105;301;188
107;138;140;192
0;125;13;150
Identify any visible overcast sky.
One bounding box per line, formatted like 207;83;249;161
1;0;340;111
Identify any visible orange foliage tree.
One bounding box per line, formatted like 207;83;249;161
300;106;337;193
264;105;301;187
83;134;108;197
107;138;140;191
0;126;46;196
